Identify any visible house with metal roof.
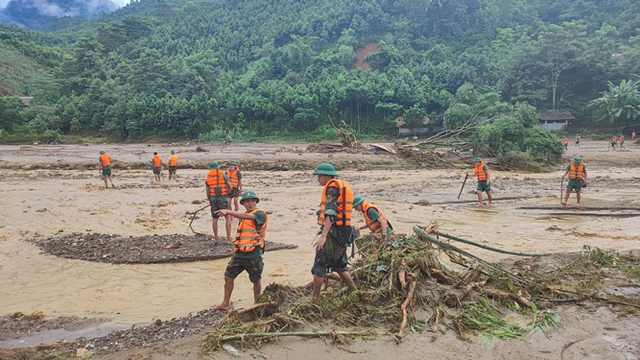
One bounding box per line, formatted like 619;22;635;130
537;109;574;131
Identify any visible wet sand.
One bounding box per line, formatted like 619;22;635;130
1;139;640;358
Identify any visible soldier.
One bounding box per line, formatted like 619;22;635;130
310;163;357;304
211;190;267;311
205;161;232;243
98;151;115;188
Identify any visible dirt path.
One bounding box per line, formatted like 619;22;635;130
1;139;640;359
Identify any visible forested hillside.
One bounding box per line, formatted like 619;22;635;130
1;0;640;146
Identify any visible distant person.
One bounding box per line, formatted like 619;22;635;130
205;161;232;244
632;131;636;140
562;136;569;151
467;157;492;207
561;156;588;206
168;150;178;180
611;135;617;151
575;134;581;147
211;190;267;311
353;197;392;236
619;135;625;149
152;152;163;182
225;160;243;212
98;151;115;188
310;163;357;305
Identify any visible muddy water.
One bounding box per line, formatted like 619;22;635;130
1;140;640;329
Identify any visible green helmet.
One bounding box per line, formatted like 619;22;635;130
353;196;364;207
312;162;338;176
100;151;105;155
227;160;237;165
171;150;175;154
208;161;220;169
240;190;260;204
572;156;582;163
474;157;482;162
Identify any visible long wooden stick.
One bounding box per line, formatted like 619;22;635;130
457;174;468;199
187;204;210;234
550;288;640;309
215;330;365;342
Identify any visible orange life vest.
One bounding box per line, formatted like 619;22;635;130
153;155;162;167
225;168;240;187
169;155;178;166
619;135;624;141
206;169;228;196
576;135;580;141
475;162;488;182
569;162;585;180
562;138;568;145
100;153;111;167
317;179;353;227
612;136;617;142
234;208;268;253
362;202;390;234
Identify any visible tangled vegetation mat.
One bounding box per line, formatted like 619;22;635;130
27;233;298;264
202;224;640;354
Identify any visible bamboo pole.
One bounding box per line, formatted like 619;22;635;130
434;231;552;256
215;330;365;342
414;226;528;285
550;288;640;309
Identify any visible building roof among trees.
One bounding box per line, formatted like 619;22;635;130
537;109;575;121
395;116;430;127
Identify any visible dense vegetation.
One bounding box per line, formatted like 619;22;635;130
1;0;640;156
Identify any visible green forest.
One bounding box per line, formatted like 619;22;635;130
1;0;640;159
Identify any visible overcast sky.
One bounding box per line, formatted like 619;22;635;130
0;0;131;8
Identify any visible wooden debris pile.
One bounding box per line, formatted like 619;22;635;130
202;223;640;354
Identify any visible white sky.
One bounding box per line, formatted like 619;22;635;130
0;0;131;8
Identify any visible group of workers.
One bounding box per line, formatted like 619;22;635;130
208;161;394;309
609;135;626;151
150;151;179;182
562;132;635;152
96;147;591;308
562;134;582;150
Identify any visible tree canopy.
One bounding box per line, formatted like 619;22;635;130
0;0;639;144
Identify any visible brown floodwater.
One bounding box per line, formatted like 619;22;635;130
1;140;640;330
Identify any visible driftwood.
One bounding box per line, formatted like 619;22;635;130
483;289;531;308
235;302;277;315
429;268;453;284
395;273;417;342
431;308;442;343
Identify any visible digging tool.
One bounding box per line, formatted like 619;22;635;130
187;204;210;235
457;174;469;199
560;177;564;204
